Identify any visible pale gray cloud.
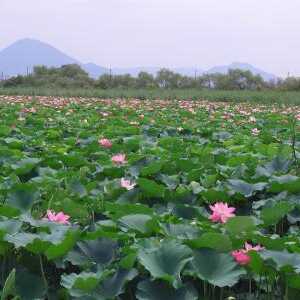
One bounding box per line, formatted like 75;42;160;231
1;0;300;76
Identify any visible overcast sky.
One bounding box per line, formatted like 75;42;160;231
1;0;299;76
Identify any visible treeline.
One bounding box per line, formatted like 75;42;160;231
1;64;300;91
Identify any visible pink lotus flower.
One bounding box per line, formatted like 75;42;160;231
209;202;236;223
251;128;260;136
99;138;112;148
121;178;136;190
232;242;264;265
296;114;300;121
46;210;70;225
231;250;251;265
111;154;126;165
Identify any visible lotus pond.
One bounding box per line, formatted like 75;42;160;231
0;96;300;300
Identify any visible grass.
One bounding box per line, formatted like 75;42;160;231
0;87;300;104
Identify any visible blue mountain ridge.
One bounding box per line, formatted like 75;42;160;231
0;39;278;81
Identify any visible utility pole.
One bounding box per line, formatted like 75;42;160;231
207;74;212;89
109;67;112;87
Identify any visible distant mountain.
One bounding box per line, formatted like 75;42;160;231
0;39;79;77
0;39;109;78
207;62;277;81
0;39;278;81
81;63;109;78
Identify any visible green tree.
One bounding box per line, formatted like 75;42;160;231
156;69;182;88
136;72;157;88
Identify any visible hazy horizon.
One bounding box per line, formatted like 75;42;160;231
1;0;300;77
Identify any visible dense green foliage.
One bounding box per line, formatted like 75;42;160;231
1;64;300;92
1;65;93;89
0;97;299;299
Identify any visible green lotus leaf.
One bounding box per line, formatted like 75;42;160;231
6;183;40;213
136;280;199;300
190;248;246;287
138;178;166;198
138;239;192;288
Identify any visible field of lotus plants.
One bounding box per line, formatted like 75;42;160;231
0;95;300;300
